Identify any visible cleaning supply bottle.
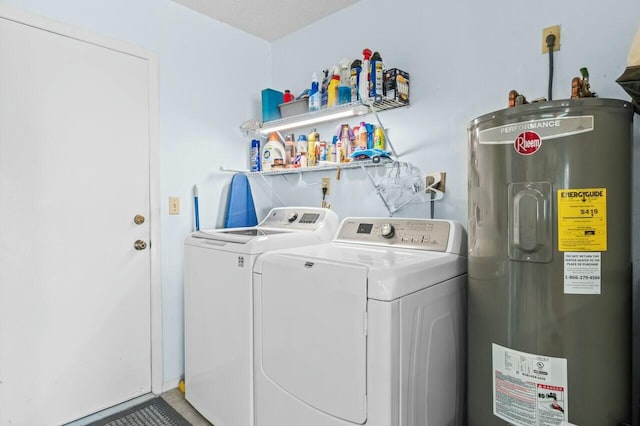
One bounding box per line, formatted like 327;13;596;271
350;59;362;102
327;66;340;108
338;59;351;105
330;135;338;163
308;72;320;112
374;126;385;150
308;129;319;167
338;124;351;162
359;49;372;103
283;89;294;103
250;139;261;172
262;133;286;171
295;134;308;168
320;69;330;109
365;123;375;149
355;121;368;151
369;52;384;99
284;133;296;168
319;141;327;162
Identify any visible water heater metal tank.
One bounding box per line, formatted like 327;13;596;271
467;98;633;426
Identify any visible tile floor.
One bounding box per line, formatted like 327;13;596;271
161;388;212;426
66;387;213;426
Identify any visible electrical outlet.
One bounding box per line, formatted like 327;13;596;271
541;25;561;54
425;172;446;193
436;172;446;193
321;177;330;196
169;196;180;215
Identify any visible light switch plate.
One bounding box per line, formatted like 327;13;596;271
169;196;180;215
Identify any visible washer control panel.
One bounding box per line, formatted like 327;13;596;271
336;218;451;251
260;207;329;230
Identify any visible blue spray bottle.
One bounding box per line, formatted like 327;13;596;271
308;72;320;112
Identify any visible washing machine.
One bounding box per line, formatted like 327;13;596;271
253;217;467;426
184;207;339;426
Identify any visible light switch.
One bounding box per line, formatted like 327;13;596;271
169;196;180;215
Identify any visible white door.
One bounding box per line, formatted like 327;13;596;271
0;11;155;425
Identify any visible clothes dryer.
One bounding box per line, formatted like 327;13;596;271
184;207;339;426
253;217;467;426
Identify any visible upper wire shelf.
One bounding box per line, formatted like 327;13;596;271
241;98;408;136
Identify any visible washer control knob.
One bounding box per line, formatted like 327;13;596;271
380;223;395;239
287;212;299;223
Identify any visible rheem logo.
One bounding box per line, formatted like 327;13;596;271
514;131;542;155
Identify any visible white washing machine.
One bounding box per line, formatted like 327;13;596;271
253;217;467;426
184;207;339;426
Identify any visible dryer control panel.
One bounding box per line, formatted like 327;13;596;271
336;218;452;251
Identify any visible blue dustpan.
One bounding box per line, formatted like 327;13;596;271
224;174;258;228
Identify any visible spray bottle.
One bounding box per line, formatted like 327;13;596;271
359;49;372;103
308;72;320;112
338;59;352;104
350;59;362;102
369;52;384;99
320;69;330;109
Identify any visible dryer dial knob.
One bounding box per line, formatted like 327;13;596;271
287;212;299;223
380;223;395;238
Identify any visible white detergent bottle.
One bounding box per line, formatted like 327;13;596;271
262;132;285;171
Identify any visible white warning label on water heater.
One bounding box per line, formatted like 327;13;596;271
492;344;568;426
564;252;601;294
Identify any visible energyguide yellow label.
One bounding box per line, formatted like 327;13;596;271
557;188;607;252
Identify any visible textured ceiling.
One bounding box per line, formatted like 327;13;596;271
170;0;362;42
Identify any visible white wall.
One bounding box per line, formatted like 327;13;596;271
3;0;639;392
267;0;640;225
0;0;271;386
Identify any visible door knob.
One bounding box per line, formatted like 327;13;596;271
134;240;147;250
134;214;145;225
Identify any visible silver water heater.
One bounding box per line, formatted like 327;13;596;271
467;98;633;426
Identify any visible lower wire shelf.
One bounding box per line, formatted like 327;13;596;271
220;160;444;216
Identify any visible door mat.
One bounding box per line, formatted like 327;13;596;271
87;397;191;426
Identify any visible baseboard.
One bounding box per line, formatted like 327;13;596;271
162;377;181;393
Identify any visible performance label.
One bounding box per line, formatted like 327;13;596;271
493;344;568;426
478;116;594;145
557;188;607;251
564;252;601;294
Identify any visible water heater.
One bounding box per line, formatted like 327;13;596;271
467;98;633;426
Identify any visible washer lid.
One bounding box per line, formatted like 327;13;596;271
191;227;290;244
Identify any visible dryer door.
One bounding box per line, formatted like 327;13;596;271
259;254;368;424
